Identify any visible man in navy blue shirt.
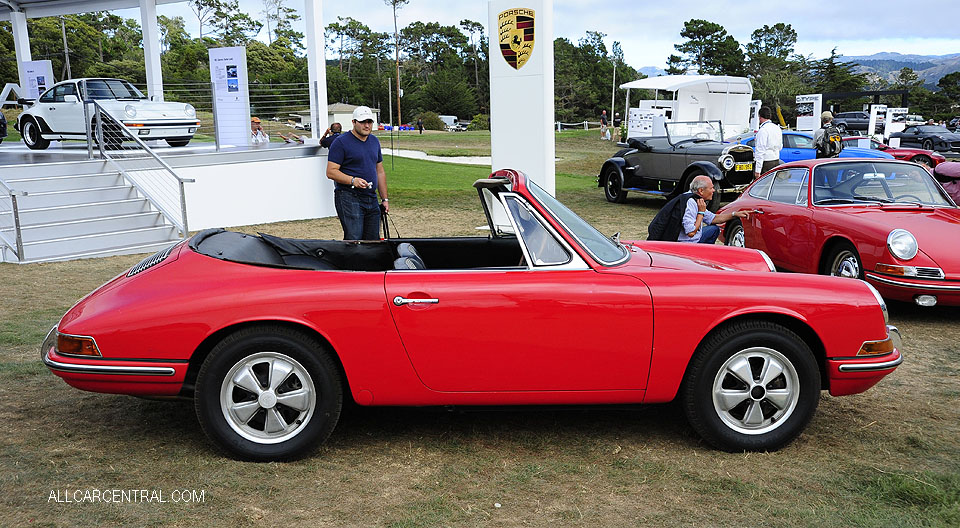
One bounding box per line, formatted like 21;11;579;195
325;106;390;240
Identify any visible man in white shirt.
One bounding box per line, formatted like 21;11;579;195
251;117;269;145
753;106;782;179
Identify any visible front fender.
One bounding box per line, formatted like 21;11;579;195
598;158;626;187
686;161;723;181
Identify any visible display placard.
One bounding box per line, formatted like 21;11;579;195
795;94;822;132
885;107;908;138
868;104;887;139
208;47;251;147
627;108;665;138
22;60;54;99
749;100;761;132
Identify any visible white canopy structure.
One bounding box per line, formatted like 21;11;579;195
619;75;754;136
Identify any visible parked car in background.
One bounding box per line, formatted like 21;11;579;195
719;159;960;306
730;131;894;163
832;111;870;134
841;136;945;167
16;78;200;150
888;125;960;153
946;116;960;132
41;168;900;460
905;114;926;126
598;120;755;210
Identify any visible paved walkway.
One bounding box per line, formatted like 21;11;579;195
381;148;491;166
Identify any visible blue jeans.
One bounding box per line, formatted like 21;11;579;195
698;224;720;244
334;189;381;240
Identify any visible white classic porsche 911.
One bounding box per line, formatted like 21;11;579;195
16;78;201;150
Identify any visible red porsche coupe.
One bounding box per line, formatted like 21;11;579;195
719;159;960;306
42;170;901;460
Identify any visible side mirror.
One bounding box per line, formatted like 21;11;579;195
64;94;79;104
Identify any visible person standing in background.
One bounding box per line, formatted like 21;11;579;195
753;106;782;178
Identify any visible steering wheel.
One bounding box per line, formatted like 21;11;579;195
894;194;923;202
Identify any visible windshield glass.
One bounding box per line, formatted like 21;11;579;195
665;121;723;144
83;79;146;100
812;161;953;207
526;180;628;264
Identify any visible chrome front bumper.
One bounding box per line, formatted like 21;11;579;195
837;325;904;373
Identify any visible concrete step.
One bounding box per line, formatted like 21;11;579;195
3;198;151;226
19;239;181;264
17;185;137;209
7;212;164;242
3;172;124;193
21;225;179;261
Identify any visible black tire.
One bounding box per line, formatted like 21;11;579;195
836;123;847;134
921;139;934;151
195;326;343;461
822;241;863;279
603;166;627;203
166;139;191;147
21;119;50;150
682;320;820;452
724;219;745;247
911;155;932;167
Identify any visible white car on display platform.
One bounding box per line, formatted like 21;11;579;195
15;78;200;150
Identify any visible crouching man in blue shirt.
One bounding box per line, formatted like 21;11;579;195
325;106;390;240
679;176;749;243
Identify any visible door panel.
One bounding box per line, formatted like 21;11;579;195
754;168;814;268
385;270;653;392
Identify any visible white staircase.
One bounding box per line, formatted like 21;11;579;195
0;162;181;263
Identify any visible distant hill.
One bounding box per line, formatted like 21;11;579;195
637;66;665;78
838;52;960;89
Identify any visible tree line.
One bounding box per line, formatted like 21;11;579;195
2;7;957;125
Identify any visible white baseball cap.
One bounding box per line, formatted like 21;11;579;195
352;106;375;122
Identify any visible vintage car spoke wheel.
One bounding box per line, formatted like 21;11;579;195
195;326;342;461
603;167;627;203
824;243;862;279
22;120;50;150
921;139;934;151
911;155;932;167
725;220;745;247
683;321;820;452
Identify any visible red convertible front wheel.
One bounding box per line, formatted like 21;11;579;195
195;326;343;461
683;321;820;451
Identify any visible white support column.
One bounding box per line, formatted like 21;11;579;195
11;10;32;92
304;0;328;142
488;0;555;195
139;0;164;101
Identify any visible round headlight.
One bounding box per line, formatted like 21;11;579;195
124;105;137;118
184;104;196;117
719;154;735;170
887;229;918;260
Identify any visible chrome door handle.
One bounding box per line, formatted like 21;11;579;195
393;296;439;306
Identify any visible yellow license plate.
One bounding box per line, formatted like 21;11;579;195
734;162;753;171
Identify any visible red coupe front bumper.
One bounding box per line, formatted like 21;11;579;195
826;325;903;396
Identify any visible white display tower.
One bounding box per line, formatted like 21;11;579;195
208;47;251;147
488;0;555;195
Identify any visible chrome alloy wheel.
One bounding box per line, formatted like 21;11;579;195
830;250;861;278
220;351;316;444
711;347;800;435
730;226;745;247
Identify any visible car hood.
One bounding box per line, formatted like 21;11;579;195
99;100;194;119
674;141;726;155
621;241;773;273
850;206;960;271
841;147;893;159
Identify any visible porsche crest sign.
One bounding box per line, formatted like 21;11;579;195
498;8;535;70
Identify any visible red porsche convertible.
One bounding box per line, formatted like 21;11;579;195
719;159;960;306
42;170;900;460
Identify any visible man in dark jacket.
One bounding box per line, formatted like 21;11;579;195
647;192;694;241
648;176;750;243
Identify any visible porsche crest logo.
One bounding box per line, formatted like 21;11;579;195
498;8;535;70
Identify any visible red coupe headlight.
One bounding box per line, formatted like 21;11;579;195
57;334;101;357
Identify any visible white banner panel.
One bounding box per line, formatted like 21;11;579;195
795;94;822;132
885;107;908;138
868;104;887;139
209;47;251;147
488;0;555;195
628;108;665;138
749;100;761;132
22;60;54;99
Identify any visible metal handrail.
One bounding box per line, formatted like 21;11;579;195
90;100;194;237
0;179;26;260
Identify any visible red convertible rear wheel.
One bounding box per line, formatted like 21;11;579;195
195;326;343;461
682;321;820;452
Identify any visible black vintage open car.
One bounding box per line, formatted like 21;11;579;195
597;121;755;211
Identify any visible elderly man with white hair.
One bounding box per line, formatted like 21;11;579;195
678;176;750;244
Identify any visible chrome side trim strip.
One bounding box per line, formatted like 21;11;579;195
837;355;903;373
42;350;176;376
866;273;960;291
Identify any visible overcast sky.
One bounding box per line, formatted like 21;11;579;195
121;0;960;71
